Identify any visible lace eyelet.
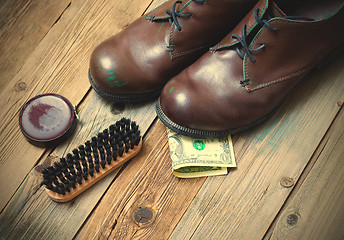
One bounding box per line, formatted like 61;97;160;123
164;0;201;31
239;79;251;87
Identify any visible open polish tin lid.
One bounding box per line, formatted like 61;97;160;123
19;93;78;147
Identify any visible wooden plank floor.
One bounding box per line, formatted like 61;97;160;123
0;0;343;239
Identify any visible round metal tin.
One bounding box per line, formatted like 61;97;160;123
19;93;77;147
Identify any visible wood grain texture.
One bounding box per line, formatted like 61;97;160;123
0;91;157;240
0;0;71;93
270;109;344;240
0;0;155;212
76;120;207;240
169;55;344;240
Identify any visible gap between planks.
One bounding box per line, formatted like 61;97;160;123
0;1;166;239
73;116;160;237
168;55;344;239
75;119;209;239
0;84;92;214
0;0;161;212
0;0;73;94
263;104;344;239
269;103;344;239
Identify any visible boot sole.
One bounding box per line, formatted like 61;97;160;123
156;99;279;138
88;69;161;102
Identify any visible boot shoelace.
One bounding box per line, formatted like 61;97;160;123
231;8;276;64
232;7;314;64
166;0;205;31
232;8;314;87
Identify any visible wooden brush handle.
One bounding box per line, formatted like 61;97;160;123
46;139;142;202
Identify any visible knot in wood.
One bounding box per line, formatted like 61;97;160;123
280;177;294;188
286;213;299;226
111;102;125;115
16;81;27;91
134;207;154;225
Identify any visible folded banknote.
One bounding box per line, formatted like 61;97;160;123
166;128;236;178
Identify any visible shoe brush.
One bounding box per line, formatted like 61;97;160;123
41;118;142;202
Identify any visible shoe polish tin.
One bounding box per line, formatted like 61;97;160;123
19;93;78;147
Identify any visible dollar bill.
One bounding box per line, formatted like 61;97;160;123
166;128;236;178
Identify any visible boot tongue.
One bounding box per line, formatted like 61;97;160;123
259;1;315;22
211;0;286;51
243;1;287;43
210;0;315;52
244;1;287;42
267;1;315;21
266;1;287;18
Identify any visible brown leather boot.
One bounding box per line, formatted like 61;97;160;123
89;0;257;102
157;0;344;138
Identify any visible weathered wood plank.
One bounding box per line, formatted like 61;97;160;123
0;0;72;93
76;120;207;239
0;91;157;240
169;55;344;240
270;109;344;240
2;0;343;239
0;0;154;211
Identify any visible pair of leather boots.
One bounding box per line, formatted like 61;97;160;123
89;0;344;138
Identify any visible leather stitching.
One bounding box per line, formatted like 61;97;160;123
168;0;207;59
168;0;192;59
179;0;193;14
171;44;208;58
211;1;269;51
244;19;316;92
168;22;176;59
145;0;193;22
211;20;258;51
245;69;308;92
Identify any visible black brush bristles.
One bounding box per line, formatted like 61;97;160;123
42;118;142;202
